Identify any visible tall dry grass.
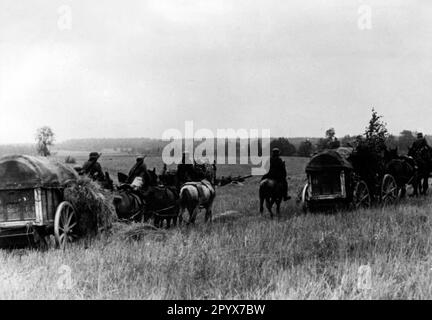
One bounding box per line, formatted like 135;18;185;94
1;156;432;299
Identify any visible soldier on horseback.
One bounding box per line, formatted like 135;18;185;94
127;156;151;191
407;133;432;195
81;152;105;183
261;148;289;201
409;133;430;159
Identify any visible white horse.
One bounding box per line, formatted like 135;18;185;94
179;179;216;224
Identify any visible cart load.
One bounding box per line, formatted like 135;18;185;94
301;146;398;212
301;147;372;211
0;155;78;248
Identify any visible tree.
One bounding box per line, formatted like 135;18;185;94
297;139;313;157
270;137;296;156
316;127;340;151
35;126;55;156
326;128;336;140
364;108;388;154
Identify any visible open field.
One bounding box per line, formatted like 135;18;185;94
1;155;432;299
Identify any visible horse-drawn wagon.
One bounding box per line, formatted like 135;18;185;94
300;147;398;212
0;155;79;248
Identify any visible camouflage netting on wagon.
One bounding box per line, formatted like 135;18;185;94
63;177;116;236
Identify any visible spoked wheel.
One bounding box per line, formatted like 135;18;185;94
300;183;310;213
54;201;78;249
381;174;398;205
353;180;371;209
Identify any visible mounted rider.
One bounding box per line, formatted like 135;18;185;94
408;132;430;168
409;133;429;155
127;156;151;191
80;152;105;183
261;148;289;201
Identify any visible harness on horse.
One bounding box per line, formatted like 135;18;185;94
183;179;214;199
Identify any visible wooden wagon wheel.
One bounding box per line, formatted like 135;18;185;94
381;174;398;205
300;183;310;213
54;201;78;249
353;180;371;209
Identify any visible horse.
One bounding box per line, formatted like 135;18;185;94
384;148;417;197
179;179;216;224
146;168;179;228
113;168;180;228
259;179;284;218
113;185;145;222
408;146;432;195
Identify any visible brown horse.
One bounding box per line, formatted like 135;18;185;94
113;168;179;228
384;148;417;197
408;146;432;195
259;179;283;218
113;186;145;222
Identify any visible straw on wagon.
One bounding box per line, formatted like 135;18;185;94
63;177;116;237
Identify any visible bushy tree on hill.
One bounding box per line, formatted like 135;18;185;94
316;128;340;151
35;126;55;157
361;108;388;154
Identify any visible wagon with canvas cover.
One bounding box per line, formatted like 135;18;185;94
300;147;398;212
0;155;79;248
300;148;371;212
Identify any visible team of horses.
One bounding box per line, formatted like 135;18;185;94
111;163;216;228
103;144;432;227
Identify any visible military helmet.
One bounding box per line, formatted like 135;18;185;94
89;152;101;159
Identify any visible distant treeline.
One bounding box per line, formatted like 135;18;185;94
56;138;167;155
270;130;432;157
0;131;428;158
0;144;36;156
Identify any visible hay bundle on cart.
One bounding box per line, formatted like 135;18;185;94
0;155;114;248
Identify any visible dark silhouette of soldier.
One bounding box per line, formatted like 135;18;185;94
177;152;196;186
262;148;289;201
409;132;429;156
127;156;151;190
81;152;105;182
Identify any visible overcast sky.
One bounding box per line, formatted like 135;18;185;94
0;0;431;144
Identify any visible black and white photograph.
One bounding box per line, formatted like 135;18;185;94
1;0;432;304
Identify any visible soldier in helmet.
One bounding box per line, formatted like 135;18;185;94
262;147;290;201
81;152;105;182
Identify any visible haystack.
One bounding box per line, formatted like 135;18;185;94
63;177;116;237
